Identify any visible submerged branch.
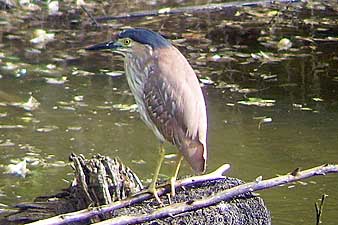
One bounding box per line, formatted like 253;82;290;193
27;164;338;225
95;0;300;21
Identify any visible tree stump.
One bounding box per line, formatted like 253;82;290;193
0;154;271;225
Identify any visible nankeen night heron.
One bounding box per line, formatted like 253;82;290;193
86;28;207;203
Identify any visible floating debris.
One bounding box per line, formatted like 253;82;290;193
72;68;95;76
164;154;177;160
105;71;124;77
277;38;292;51
36;125;58;133
66;126;82;131
30;29;55;48
112;104;138;112
254;116;273;129
312;97;324;102
131;159;146;165
48;1;60;15
237;88;258;94
45;76;68;85
74;95;84;101
208;54;237;62
2;62;18;71
0;139;15;147
4;159;29;178
238;98;275;107
260;74;278;81
251;51;284;64
292;103;313;111
20;96;40;111
0;112;7;118
158;7;171;14
0;125;25;129
199;77;214;85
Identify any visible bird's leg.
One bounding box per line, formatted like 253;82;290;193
170;154;183;196
148;144;165;204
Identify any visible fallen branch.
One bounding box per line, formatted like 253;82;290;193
27;164;231;225
27;164;338;225
95;0;300;21
90;164;338;225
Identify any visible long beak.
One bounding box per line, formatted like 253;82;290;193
85;41;122;51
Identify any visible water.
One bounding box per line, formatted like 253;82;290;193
0;0;338;224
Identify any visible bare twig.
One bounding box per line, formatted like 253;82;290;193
315;194;328;225
80;5;100;27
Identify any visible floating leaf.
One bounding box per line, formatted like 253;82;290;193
0;125;25;129
72;68;95;76
30;29;55;47
0;139;15;147
158;7;171;14
312;97;324;102
46;64;56;69
5;159;29;178
277;38;292;51
48;1;60;15
237;88;257;94
21;96;40;111
45;76;68;85
254;116;273;129
261;74;278;80
301;107;312;111
164;154;177;160
199;77;214;85
238;98;275;107
67;126;82;131
36;125;58;133
74;96;84;101
292;103;302;108
2;62;18;71
112;104;138;112
208;54;237;62
0;112;7;118
105;71;124;77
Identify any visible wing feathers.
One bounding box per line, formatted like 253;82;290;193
143;46;207;173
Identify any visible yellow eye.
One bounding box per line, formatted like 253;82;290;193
123;39;131;45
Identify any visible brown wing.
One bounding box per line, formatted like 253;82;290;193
143;46;207;173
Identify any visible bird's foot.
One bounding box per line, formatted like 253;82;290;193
147;183;164;206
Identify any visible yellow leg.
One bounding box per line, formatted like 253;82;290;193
148;144;165;204
170;154;183;196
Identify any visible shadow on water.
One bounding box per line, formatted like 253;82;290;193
0;0;337;224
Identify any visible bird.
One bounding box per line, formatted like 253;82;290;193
86;28;207;203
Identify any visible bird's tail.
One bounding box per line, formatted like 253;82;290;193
180;139;206;174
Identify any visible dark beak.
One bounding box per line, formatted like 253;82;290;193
85;41;122;51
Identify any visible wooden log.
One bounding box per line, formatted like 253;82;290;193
0;154;271;225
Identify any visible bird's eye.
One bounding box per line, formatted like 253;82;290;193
123;39;131;46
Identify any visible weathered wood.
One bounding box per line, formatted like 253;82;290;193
0;154;271;225
0;0;16;9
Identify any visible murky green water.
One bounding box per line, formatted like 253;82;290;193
1;0;338;224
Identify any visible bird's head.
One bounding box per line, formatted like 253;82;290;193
86;28;171;56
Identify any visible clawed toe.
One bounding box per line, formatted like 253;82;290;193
147;184;164;206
